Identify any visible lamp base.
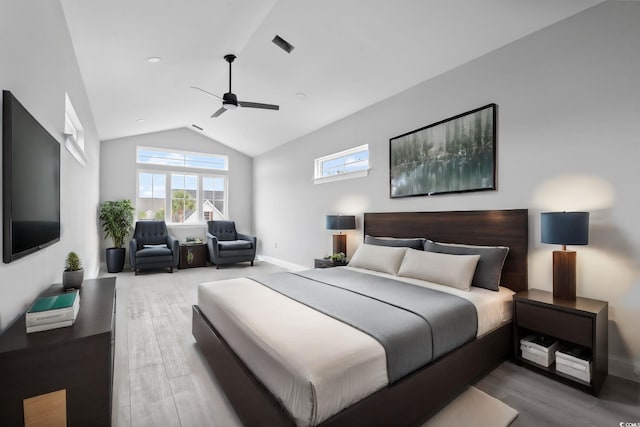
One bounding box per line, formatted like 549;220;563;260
332;234;347;257
553;250;576;300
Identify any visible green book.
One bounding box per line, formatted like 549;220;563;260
28;291;78;313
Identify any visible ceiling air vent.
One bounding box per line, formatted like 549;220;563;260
272;35;295;54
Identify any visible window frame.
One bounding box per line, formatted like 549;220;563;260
313;144;369;184
135;145;229;224
136;169;228;224
136;146;228;171
64;93;87;167
136;171;167;221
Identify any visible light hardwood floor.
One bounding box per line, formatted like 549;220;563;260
111;263;639;427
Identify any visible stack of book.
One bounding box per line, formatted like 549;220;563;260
26;290;80;333
520;334;559;367
556;344;592;383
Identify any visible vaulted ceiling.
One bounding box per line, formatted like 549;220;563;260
61;0;603;157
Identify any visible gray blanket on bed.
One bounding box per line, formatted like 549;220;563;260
250;268;477;383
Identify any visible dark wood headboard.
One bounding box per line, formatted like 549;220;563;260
363;209;528;293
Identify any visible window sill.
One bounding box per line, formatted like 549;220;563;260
313;169;369;185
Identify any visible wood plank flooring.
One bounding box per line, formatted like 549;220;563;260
111;262;639;427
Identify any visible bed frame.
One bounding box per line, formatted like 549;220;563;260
192;209;529;426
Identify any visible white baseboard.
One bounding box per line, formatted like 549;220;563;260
258;255;308;272
609;355;640;383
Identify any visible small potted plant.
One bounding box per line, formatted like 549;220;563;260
331;252;346;263
63;251;84;289
324;252;347;265
99;199;135;273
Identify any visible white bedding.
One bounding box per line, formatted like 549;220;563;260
197;267;514;426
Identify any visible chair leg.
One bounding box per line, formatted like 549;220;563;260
135;269;138;276
216;265;220;269
169;267;173;273
251;261;254;266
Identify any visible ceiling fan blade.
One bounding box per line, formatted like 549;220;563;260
238;100;279;111
191;86;223;101
211;107;227;118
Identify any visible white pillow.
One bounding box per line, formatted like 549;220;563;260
348;244;407;275
397;248;480;291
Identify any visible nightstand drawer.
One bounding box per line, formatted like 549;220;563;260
516;301;592;348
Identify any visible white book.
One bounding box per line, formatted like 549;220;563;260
26;292;80;326
520;334;558;354
556;356;589;372
26;318;75;333
25;294;80;327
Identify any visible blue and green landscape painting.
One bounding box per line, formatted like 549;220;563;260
390;105;495;197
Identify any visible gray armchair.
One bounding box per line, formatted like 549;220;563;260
129;221;179;275
206;220;256;269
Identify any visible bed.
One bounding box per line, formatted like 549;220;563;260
192;209;529;426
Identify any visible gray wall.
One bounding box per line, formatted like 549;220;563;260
100;127;253;264
0;1;101;330
254;1;640;381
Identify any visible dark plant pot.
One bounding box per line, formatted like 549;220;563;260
106;247;126;273
63;269;84;290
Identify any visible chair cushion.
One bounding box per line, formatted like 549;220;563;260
218;249;255;259
208;220;238;241
134;220;169;248
136;247;173;258
218;240;252;250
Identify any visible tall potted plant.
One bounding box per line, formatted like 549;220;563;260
99;200;135;273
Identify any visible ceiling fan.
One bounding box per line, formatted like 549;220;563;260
191;54;279;118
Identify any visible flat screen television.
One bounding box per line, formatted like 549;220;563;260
3;90;61;263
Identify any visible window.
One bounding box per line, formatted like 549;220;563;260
314;144;369;184
137;172;166;220
171;174;197;223
136;147;228;223
64;93;86;166
203;176;226;221
137;147;227;171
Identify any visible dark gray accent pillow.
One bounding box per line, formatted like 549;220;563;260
423;240;509;291
364;235;425;250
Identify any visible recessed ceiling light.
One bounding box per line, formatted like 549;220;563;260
146;57;161;63
136;119;145;123
296;92;307;101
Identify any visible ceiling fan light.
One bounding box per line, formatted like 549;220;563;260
223;103;238;110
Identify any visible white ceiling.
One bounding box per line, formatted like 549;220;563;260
60;0;603;157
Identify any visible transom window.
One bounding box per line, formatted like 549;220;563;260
136;147;227;223
314;144;369;184
137;147;227;171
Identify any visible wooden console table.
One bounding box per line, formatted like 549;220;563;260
0;277;116;426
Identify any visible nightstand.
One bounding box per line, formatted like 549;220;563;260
314;258;348;268
179;243;208;269
513;289;608;395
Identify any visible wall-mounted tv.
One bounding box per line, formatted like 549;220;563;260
3;90;61;263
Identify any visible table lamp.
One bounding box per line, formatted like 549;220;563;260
326;215;356;257
541;211;589;300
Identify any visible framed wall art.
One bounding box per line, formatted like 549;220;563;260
390;103;497;198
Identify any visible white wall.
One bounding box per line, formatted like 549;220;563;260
100;127;253;264
0;1;101;330
254;1;640;381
